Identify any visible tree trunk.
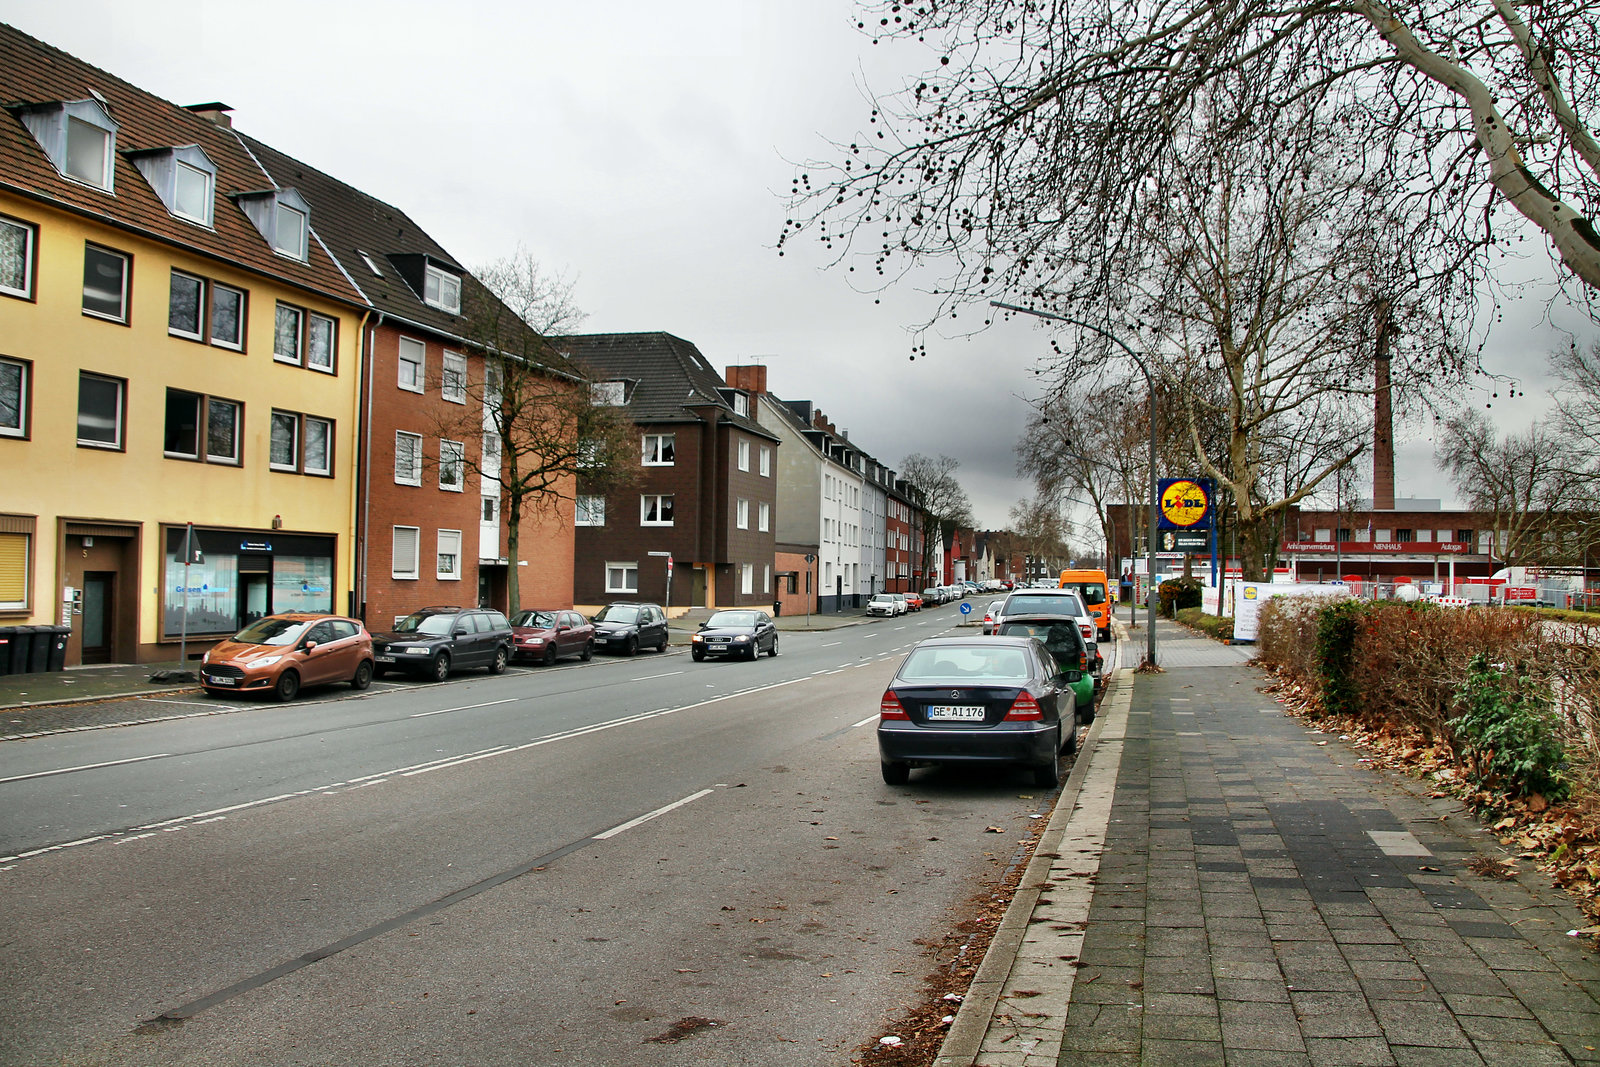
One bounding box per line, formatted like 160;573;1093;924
506;497;522;613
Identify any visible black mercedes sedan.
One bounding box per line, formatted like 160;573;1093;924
877;635;1079;788
690;609;778;661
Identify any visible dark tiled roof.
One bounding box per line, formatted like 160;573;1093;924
240;134;470;337
0;23;361;306
561;332;779;441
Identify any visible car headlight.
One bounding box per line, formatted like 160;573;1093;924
252;655;283;668
691;634;703;643
733;634;751;642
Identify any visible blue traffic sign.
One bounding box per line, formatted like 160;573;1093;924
959;602;972;615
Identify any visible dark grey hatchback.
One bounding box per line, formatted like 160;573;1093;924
371;607;513;681
877;635;1079;788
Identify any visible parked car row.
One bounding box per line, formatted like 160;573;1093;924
200;600;677;702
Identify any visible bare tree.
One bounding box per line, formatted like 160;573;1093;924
1551;340;1600;463
1437;408;1592;567
428;253;638;612
1006;496;1070;573
901;453;975;583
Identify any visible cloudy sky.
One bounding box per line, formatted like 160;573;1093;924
8;1;1595;532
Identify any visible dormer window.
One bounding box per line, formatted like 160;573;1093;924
16;98;119;192
591;380;627;406
235;187;312;261
424;263;460;313
130;145;217;226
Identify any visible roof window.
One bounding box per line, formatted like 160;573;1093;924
130;144;217;226
236;187;312;261
16;97;119;192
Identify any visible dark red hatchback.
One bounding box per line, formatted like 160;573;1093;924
510;609;595;665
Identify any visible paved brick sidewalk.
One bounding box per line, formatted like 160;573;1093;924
945;621;1600;1066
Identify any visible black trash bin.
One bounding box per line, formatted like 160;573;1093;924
46;625;71;672
7;626;34;675
0;626;15;676
27;625;51;674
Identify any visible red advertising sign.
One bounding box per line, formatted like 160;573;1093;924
1282;541;1470;554
1503;586;1538;602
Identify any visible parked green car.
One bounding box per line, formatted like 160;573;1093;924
995;615;1096;726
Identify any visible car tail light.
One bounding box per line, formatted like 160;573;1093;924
1080;624;1093;639
1005;691;1043;721
880;690;909;720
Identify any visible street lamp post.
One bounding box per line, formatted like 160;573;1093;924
993;301;1159;668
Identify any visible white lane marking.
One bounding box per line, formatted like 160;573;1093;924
893;626;906;631
631;671;684;681
0;752;173;785
2;674;823;868
850;715;878;729
822;641;842;647
409;699;521;719
594;788;715;840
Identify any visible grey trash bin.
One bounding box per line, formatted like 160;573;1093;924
46;625;71;672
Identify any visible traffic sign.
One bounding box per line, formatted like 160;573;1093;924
959;602;972;615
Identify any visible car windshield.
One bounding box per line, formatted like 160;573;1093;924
594;605;640;624
998;620;1082;660
231;617;311;646
871;594;894;602
395;612;458;636
898;646;1031;684
706;610;757;628
512;611;556;628
1065;582;1107;606
1005;594;1084;617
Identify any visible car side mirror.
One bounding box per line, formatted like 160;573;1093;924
453;627;469;637
302;640;318;652
1063;669;1082;683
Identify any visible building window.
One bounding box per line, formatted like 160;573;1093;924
576;494;605;526
442;351;467;403
77;372;124;449
172;160;213;225
1456;529;1473;545
737;440;750;471
359;250;384;276
591;380;626;406
1;357;31;438
482;496;499;524
424;263;461;313
0;526;31;611
1337;527;1352;542
759;446;771;477
606;561;638;594
1;215;36;299
742;563;754;595
395;431;423;485
303;416;332;476
275;202;308;260
270;411;300;471
65;115;113;188
168;270;204;339
1314;529;1331;543
398;336;425;393
642;433;675;465
732;393;749;417
82;244;129;322
210;283;245;350
437;530;462;580
758;501;770;532
274;303;303;364
164;389;242;463
439;440;465;491
641;494;675;526
736;498;750;529
392;526;420;580
306;313;336;372
764;564;771;593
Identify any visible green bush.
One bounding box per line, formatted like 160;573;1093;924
1448;654;1568;802
1176;607;1234;641
1159;577;1203;617
1314;598;1366;719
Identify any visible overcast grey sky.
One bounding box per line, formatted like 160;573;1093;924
8;1;1594;531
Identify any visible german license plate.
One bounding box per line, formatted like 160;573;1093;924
375;654;394;663
206;674;235;686
928;705;985;721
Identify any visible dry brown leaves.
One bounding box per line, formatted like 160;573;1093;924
1261;671;1600;930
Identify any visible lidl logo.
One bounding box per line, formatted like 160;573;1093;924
1159;479;1210;528
1243;586;1258;600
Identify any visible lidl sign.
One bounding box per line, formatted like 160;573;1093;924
1157;478;1214;531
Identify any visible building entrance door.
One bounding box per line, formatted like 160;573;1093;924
81;572;114;664
240;574;270;626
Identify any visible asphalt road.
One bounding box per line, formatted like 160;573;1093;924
0;604;1071;1066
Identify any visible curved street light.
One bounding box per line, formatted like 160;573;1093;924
992;301;1159;669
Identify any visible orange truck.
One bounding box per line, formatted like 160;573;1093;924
1058;569;1112;641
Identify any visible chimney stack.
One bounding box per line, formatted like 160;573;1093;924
1372;302;1396;511
184;102;234;127
723;364;767;395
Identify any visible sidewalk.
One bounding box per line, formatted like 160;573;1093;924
941;617;1600;1066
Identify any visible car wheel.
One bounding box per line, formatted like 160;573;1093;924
351;660;373;691
767;636;779;657
1033;750;1061;789
881;761;910;785
624;636;638;656
692;648;705;662
543;645;558;667
273;670;301;703
581;641;593;662
489;646;508;674
656;632;668;653
429;651;451;682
